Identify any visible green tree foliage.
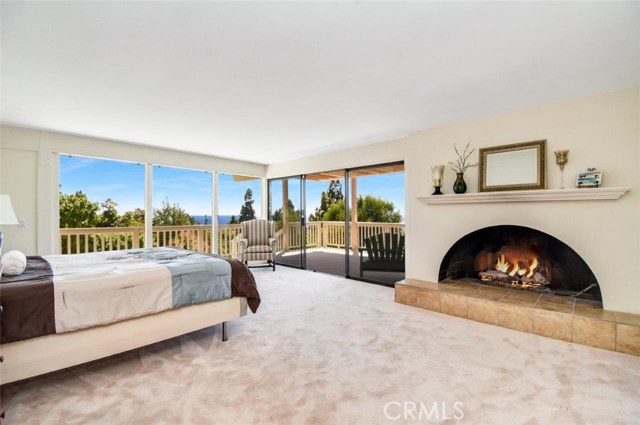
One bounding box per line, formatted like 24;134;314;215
309;180;343;221
272;199;302;231
97;198;120;227
153;198;194;226
238;188;256;222
59;191;99;228
118;208;145;227
322;195;402;223
229;215;238;224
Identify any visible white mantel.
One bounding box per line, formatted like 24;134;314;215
418;187;630;204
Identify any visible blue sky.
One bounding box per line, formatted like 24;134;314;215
60;156;403;220
59;156;145;211
59;156;262;217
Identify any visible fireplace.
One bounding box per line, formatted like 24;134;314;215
438;225;601;301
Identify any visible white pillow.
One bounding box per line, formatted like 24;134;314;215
1;250;27;276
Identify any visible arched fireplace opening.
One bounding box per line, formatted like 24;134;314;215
438;225;601;301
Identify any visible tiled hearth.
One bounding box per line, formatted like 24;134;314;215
395;279;640;356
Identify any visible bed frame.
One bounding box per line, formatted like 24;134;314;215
0;296;247;384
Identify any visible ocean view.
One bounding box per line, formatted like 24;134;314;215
192;215;235;225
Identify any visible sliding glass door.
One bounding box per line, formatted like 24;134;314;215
304;170;347;276
267;162;404;286
268;177;304;268
347;163;405;286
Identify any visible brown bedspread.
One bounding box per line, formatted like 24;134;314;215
227;257;261;314
0;253;260;344
1;256;56;344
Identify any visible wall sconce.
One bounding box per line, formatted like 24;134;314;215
554;150;569;189
431;165;445;195
0;194;19;256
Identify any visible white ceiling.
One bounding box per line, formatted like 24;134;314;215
2;2;639;165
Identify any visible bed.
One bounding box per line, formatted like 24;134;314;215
0;247;260;384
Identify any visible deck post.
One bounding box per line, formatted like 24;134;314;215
350;177;358;253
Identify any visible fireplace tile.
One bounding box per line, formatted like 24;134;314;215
395;279;640;356
572;316;616;351
440;293;467;318
395;283;417;306
614;312;640;327
498;303;533;333
405;279;441;291
440;282;480;296
468;298;499;325
574;299;616;321
535;295;575;314
500;290;541;308
416;288;440;312
533;309;572;342
616;324;640;356
469;285;509;301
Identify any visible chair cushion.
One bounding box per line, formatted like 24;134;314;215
241;220;273;246
245;245;274;253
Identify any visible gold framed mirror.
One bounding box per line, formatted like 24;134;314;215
478;140;546;192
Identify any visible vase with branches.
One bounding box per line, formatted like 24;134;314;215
448;143;477;194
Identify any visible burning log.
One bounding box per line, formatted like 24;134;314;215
475;243;552;291
533;272;550;286
474;250;495;272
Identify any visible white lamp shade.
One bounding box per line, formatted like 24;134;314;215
0;194;19;225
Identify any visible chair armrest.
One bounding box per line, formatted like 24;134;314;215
239;238;248;250
268;237;277;249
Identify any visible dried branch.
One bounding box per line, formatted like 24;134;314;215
448;142;478;173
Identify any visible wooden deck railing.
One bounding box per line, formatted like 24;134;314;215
60;224;242;256
59;221;404;257
274;221;404;252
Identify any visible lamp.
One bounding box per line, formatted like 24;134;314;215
0;194;19;256
554;150;569;189
431;165;445;195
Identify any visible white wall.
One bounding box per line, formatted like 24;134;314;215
268;88;640;313
0;125;266;255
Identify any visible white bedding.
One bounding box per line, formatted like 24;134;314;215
45;248;232;333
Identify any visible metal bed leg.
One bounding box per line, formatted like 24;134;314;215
222;321;228;342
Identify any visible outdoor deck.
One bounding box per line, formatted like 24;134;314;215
277;247;404;286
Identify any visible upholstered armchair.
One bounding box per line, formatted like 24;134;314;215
239;219;277;271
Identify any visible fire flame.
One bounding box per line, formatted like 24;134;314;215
494;254;539;278
495;255;510;273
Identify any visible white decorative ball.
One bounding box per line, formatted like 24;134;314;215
1;250;27;276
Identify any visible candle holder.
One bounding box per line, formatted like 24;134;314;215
431;165;445;195
554;150;569;189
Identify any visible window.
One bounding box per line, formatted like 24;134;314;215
59;155;145;253
217;173;262;257
152;165;212;252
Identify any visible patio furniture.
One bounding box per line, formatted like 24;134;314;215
359;233;405;277
239;219;277;271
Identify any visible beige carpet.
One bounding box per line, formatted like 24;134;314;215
2;267;640;424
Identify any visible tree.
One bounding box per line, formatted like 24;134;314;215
238;189;256;222
310;180;343;221
97;198;120;227
229;215;238;224
153;198;194;226
356;194;402;223
272;199;301;231
59;190;99;228
118;208;145;227
321;195;402;223
203;215;209;225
